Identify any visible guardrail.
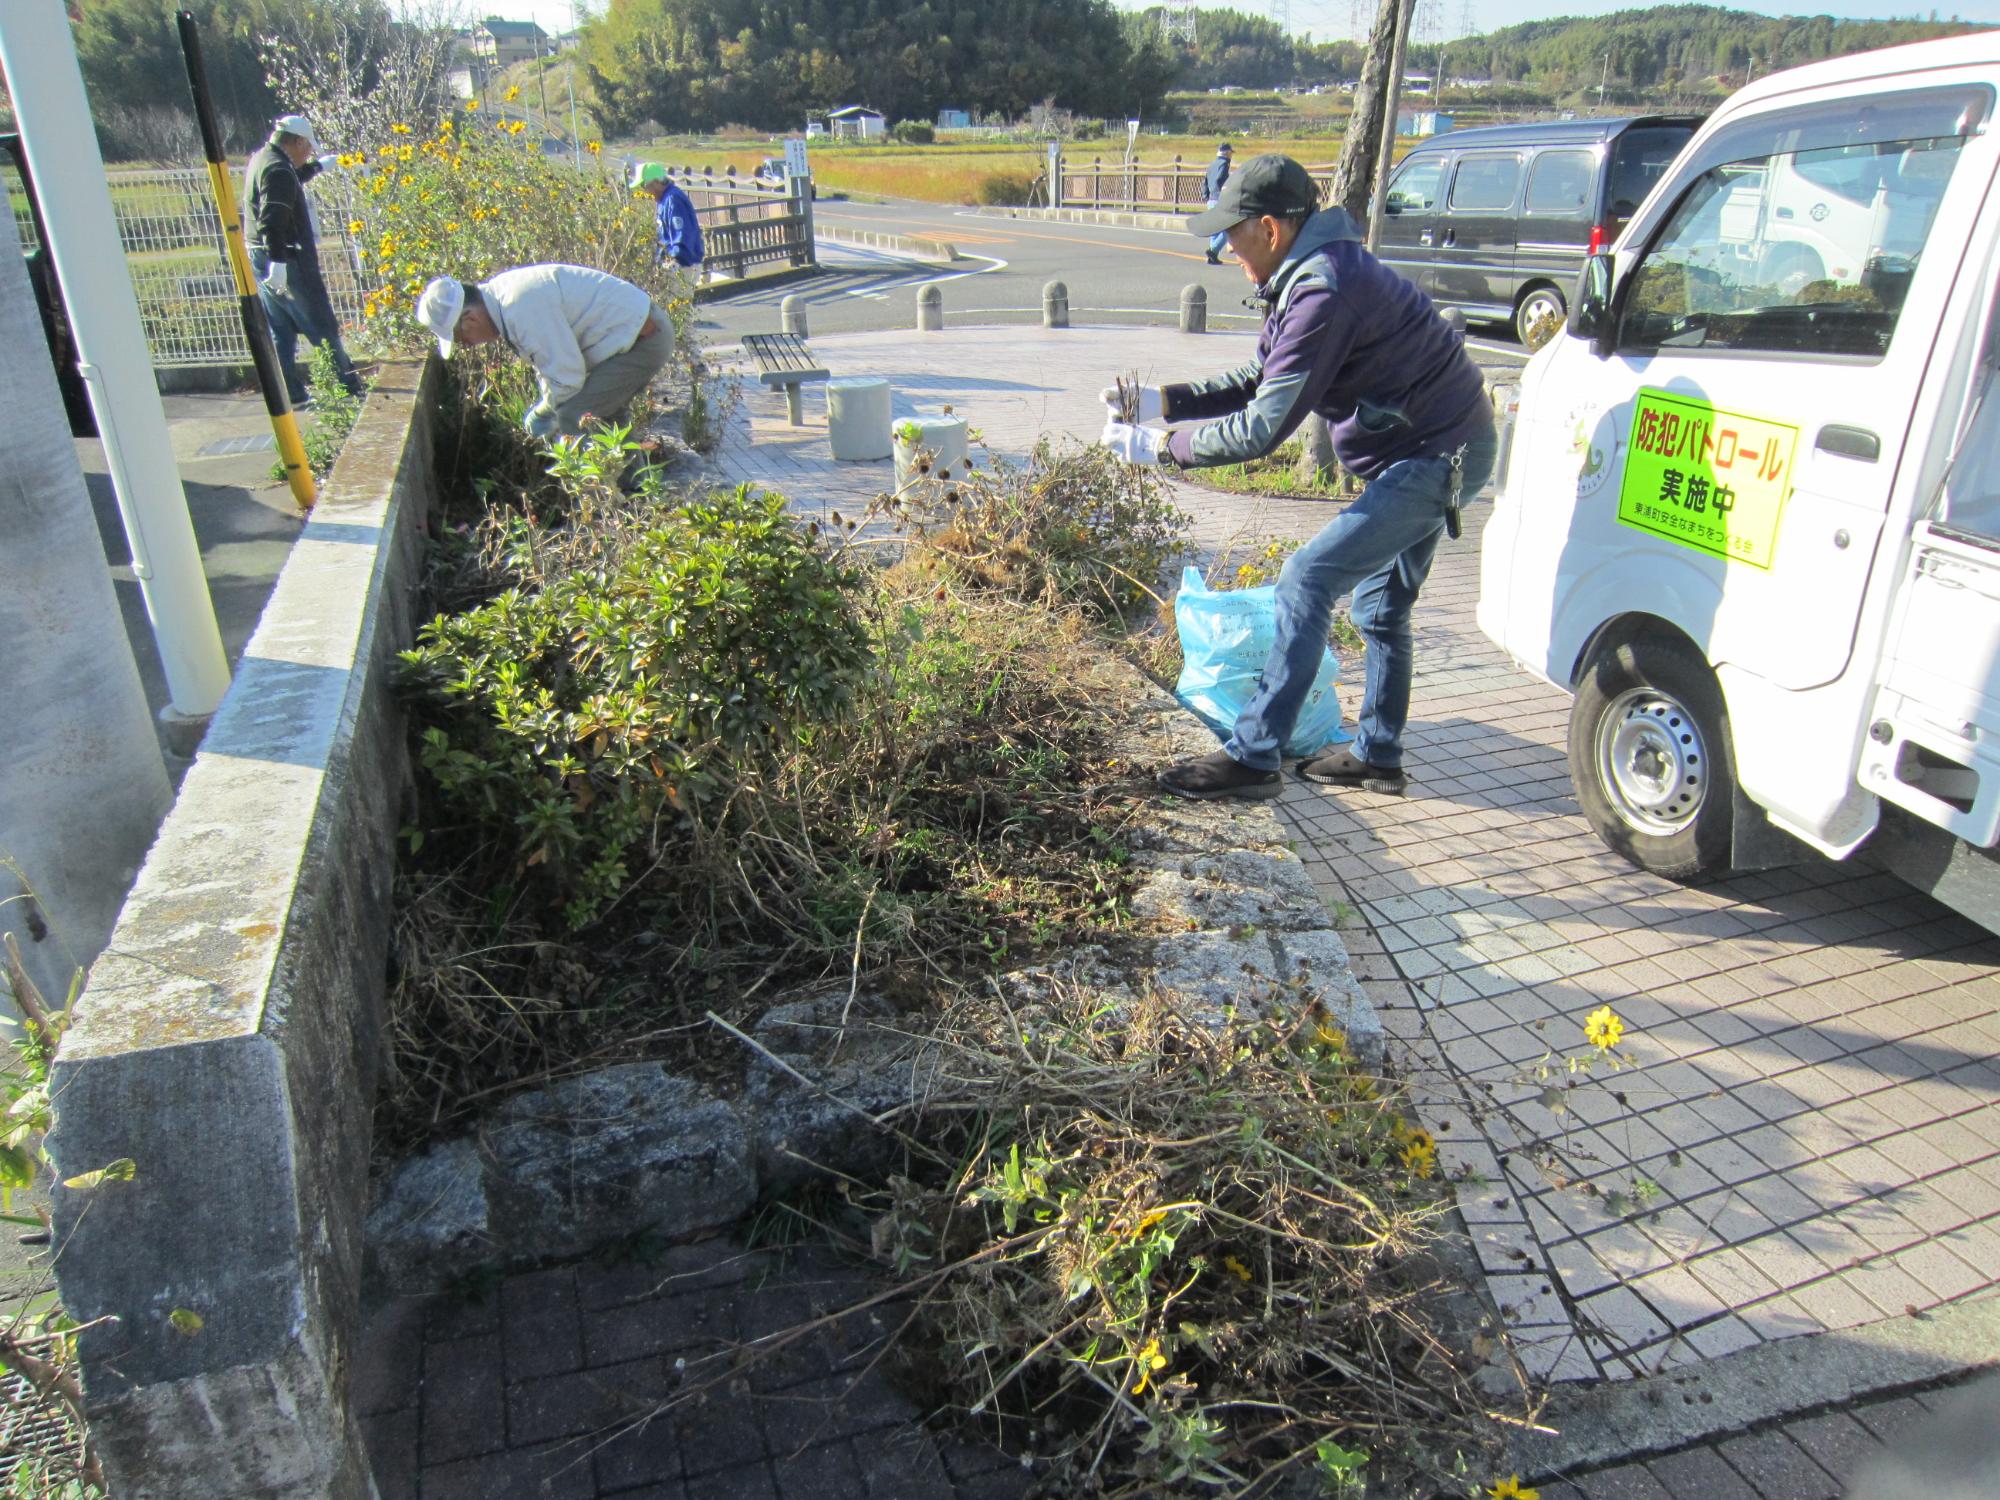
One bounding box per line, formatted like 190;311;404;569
1053;156;1340;215
660;167;816;280
6;165;364;369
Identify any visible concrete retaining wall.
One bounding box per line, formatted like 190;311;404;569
47;357;438;1500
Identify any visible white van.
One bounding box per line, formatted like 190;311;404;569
1478;32;2000;926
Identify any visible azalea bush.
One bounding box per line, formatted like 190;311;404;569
331;93;694;351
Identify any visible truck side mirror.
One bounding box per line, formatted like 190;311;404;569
1569;253;1615;355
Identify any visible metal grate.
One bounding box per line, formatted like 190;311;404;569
8;165;366;369
0;1366;85;1483
196;432;277;457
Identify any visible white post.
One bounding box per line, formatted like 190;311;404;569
567;1;583;165
0;0;231;723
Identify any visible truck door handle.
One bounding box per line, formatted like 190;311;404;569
1816;424;1880;462
1419;228;1434;246
1442;229;1457;247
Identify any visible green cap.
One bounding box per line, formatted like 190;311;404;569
1187;154;1318;236
634;162;668;185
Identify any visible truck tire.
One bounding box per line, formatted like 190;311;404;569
1569;635;1737;880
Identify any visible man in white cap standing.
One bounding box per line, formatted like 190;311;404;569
245;112;362;407
414;264;673;441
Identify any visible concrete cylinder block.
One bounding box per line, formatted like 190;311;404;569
1180;283;1207;334
916;283;943;331
825;376;893;461
780;295;808;339
1042;279;1069;329
893;413;968;485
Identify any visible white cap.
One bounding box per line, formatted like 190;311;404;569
416;276;465;357
272;113;318;147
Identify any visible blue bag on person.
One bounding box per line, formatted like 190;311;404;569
1171;566;1348;758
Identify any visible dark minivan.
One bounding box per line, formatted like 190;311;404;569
1375;114;1701;341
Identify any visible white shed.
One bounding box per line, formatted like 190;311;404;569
827;105;886;140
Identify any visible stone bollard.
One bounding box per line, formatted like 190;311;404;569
781;295;808;339
1042;279;1069;329
1180;283;1207;334
917;283;943;332
1439;305;1466;337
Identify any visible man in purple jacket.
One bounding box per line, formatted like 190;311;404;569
1099;155;1495;801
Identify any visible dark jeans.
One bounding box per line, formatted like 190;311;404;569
1225;423;1499;772
250;250;361;406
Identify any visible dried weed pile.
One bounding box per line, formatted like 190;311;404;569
843;978;1533;1498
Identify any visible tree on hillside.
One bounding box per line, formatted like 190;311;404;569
581;0;1176;134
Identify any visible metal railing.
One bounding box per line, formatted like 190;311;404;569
1053;155;1341;215
6;165;365;368
660;167;816;279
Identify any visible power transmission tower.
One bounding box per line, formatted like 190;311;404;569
1162;0;1197;49
1270;0;1291;39
1349;0;1368;45
1459;0;1476;39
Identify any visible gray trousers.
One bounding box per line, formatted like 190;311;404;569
550;303;675;436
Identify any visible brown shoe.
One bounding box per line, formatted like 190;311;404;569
1157;749;1281;800
1297;745;1406;794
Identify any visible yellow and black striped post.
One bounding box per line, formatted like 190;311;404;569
176;9;315;510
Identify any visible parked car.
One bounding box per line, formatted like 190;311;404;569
1478;32;2000;929
1377;114;1702;342
753;157;816;199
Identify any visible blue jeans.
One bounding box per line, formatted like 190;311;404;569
1225;426;1497;772
250;250;360;406
1206;199;1227;259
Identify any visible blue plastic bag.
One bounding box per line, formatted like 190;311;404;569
1172;565;1349;758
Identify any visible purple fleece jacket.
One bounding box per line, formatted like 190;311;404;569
1162;207;1489;480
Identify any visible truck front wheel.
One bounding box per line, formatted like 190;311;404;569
1569;636;1737;880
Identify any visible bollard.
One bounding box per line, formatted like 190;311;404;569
1179;283;1207;334
1439;305;1466;337
1042;279;1069;329
781;294;808;339
917;282;943;331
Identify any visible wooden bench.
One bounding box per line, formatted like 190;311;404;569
742;332;830;426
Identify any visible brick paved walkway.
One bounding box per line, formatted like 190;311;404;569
362;321;2000;1495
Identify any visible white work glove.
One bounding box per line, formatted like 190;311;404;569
1100;420;1166;467
315;153;340;173
523;404;561;441
261;259;289;295
1098;383;1164;423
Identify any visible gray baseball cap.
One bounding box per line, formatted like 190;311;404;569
1187;154;1317;236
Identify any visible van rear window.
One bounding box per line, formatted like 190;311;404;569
1607;127;1694;223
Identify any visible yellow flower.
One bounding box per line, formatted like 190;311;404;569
444;221;460;233
440;118;454;134
1488;1478;1538;1500
1314;1020;1347;1052
1222;1255;1252;1284
587;140;602;155
1584;1006;1625;1051
390;122;412;135
503;84;521;101
348;219;364;234
1130;1338;1169;1395
464;98;479;110
1400;1136;1437;1178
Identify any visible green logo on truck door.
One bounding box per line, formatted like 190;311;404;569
1616;390;1799;569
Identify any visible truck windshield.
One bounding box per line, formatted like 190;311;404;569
1619;132;1969;359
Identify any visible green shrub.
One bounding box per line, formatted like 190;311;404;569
974;170;1037;206
890;120;935;144
401;462;872;929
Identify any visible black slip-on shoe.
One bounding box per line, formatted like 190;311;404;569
1297;745;1407;795
1157;749;1282;801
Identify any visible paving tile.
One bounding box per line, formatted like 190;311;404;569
354;1295;428;1416
1643;1446;1762;1499
503;1266;586;1383
684;1462;780;1500
1785;1410;1885;1487
1572;1461;1676;1499
1715;1429;1840;1499
361;1406;419;1500
423;1441;599;1500
423;1334;507;1465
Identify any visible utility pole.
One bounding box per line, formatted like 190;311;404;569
1366;0;1417;251
567;2;582;165
1598;50;1609;109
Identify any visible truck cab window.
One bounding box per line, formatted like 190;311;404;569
1617;132;1968;360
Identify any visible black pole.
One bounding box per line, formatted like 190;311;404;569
176;9;314;505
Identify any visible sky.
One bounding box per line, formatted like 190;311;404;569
450;0;2000;43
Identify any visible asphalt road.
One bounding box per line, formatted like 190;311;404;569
695;196;1536;372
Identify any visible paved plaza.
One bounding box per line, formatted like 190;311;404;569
361;320;2000;1496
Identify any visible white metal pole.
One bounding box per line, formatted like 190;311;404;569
0;0;231;722
567;2;582;166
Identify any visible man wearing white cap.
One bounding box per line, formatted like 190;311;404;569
415;265;673;441
245;113;362;406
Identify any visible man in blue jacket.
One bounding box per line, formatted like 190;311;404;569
1100;155;1495;801
635;164;704;274
1202;142;1232;264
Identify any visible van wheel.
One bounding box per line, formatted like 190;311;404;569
1569;635;1737;880
1515;284;1565;344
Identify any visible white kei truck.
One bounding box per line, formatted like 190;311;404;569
1478;32;2000;929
